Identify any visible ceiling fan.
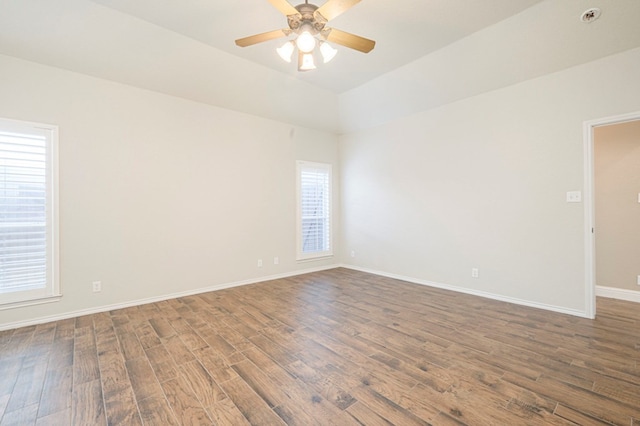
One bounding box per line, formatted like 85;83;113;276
235;0;375;71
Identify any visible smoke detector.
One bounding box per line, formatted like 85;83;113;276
580;8;601;23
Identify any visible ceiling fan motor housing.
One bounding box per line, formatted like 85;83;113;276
288;3;327;35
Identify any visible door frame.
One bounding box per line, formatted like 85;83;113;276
583;110;640;319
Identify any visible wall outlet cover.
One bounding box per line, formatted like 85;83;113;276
566;191;582;203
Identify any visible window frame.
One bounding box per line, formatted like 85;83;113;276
296;160;333;261
0;117;60;310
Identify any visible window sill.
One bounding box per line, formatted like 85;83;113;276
296;254;334;263
0;294;62;311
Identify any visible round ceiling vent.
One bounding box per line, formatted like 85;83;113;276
580;8;601;23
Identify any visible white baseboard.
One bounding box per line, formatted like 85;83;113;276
5;263;607;331
0;264;340;331
340;264;590;318
596;286;640;303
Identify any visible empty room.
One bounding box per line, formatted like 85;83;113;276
1;0;639;424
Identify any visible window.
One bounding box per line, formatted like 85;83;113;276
296;161;332;260
0;118;59;309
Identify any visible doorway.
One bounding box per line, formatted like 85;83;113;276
584;111;640;319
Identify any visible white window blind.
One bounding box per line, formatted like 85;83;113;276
296;161;332;260
0;118;59;308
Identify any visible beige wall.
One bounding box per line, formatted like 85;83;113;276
594;120;640;291
0;54;340;329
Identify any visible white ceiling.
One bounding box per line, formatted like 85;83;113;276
0;0;545;94
0;0;639;132
84;0;543;93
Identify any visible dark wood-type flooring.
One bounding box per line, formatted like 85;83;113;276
0;268;639;425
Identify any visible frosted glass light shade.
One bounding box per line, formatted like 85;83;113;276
276;41;295;62
299;53;316;70
320;42;337;63
296;31;316;53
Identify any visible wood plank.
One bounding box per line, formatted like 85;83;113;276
206;397;251;426
126;357;163;401
35;408;71;426
592;375;640;407
346;401;394;426
137;396;179;426
179;360;226;406
53;319;75;342
198;328;234;353
102;392;143;426
96;344;142;425
4;359;48;413
161;376;213;425
74;315;94;329
219;377;286;425
0;357;22;397
192;347;238;383
145;345;179;383
0;403;38;426
48;338;74;369
37;365;72;419
73;347;100;385
349;385;431;426
132;321;161;350
0;395;9;420
71;379;105;425
168;318;209;351
553;404;615;426
148;318;176;339
162;334;196;365
231;359;289;408
241;348;359;424
503;372;636;425
116;332;145;361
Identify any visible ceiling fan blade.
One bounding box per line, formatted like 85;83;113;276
315;0;361;21
268;0;299;16
325;28;375;53
235;29;289;47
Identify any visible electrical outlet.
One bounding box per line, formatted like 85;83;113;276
350;250;356;258
92;281;102;292
566;191;582;203
274;257;279;265
637;275;640;286
257;259;263;267
471;268;479;278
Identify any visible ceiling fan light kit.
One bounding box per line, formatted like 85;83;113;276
276;41;295;62
319;41;337;63
235;0;375;72
295;29;317;53
299;52;317;70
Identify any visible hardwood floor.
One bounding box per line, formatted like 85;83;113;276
0;268;639;425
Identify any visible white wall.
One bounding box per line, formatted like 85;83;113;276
340;47;640;316
2;47;640;329
594;120;640;291
0;54;339;329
